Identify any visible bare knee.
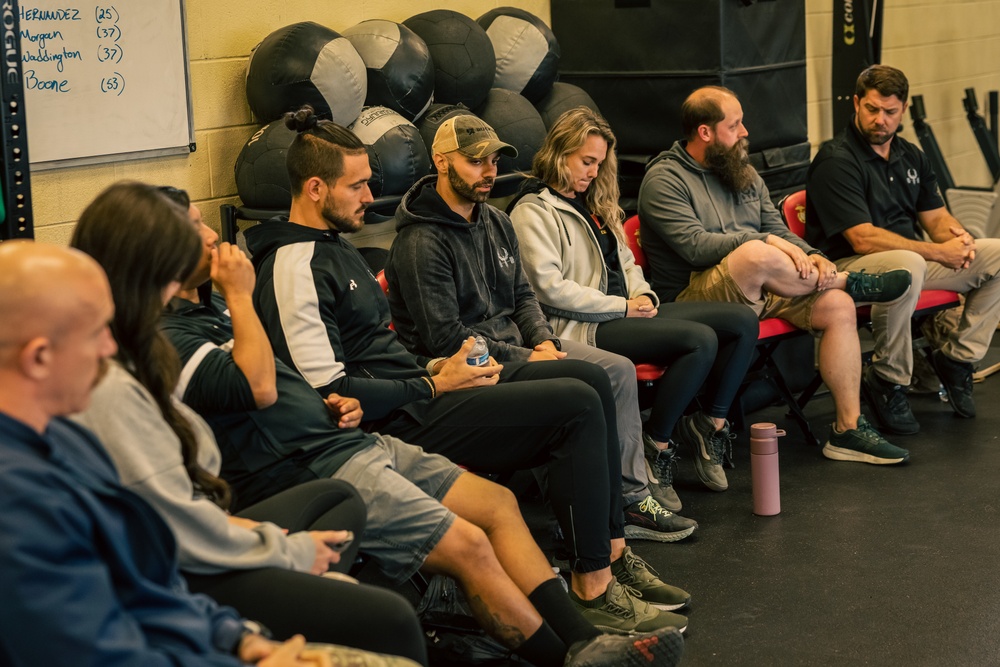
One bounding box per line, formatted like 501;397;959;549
730;240;789;283
432;517;499;578
811;290;856;330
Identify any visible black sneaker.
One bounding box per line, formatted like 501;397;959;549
860;365;920;435
822;415;910;465
564;627;684;667
930;350;976;418
623;496;697;543
844;268;911;303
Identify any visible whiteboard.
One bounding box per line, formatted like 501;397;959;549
18;0;195;169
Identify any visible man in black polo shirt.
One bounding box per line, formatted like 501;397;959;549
807;65;1000;432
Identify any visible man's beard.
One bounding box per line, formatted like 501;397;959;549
322;195;365;234
705;138;755;193
447;163;493;204
857;122;894;146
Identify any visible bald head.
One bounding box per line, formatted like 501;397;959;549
681;86;739;140
0;241;109;349
0;241;117;431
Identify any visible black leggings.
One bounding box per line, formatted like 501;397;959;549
376;359;623;574
595;301;758;442
185;479;427;665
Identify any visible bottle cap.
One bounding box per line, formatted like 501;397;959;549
750;422;785;455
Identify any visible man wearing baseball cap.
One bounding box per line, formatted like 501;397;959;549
386;117;699;558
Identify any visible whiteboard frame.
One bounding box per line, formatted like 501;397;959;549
27;0;196;172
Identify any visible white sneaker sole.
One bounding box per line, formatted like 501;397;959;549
623;524;696;543
822;443;908;465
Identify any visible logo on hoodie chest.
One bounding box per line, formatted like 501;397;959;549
497;246;514;268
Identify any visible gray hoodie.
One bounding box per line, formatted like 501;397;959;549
637;140;812;302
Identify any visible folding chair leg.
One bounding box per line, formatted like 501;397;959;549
765;357;821;448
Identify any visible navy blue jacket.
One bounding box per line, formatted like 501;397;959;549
0;412;246;666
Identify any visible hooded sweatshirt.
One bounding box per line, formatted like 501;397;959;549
509;179;658;346
637;140;812;302
245;218;436;424
386;174;558;362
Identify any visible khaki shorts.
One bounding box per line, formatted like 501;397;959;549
676;255;823;333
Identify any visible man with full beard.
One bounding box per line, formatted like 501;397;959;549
807;65;1000;433
638;86;912;465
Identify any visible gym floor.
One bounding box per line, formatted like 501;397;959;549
365;337;1000;666
520;337;1000;666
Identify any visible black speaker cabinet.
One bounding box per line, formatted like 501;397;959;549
551;0;807;156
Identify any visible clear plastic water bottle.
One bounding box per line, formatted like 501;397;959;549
467;336;489;366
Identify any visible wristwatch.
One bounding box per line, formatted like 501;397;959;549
234;619;272;654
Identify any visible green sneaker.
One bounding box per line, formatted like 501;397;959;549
572;579;688;635
642;433;682;512
822;415;910;465
844;268;911;303
676;412;730;491
611;546;690;611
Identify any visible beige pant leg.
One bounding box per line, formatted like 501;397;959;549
836;250;927;385
924;237;1000;364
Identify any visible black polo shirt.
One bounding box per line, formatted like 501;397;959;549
161;293;373;509
805;118;945;260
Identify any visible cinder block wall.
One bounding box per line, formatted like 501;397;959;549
807;0;1000;187
29;0;549;245
27;0;1000;244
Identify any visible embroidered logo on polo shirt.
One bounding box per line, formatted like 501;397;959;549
906;168;919;185
349;279;358;290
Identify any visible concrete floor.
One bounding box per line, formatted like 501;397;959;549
614;375;1000;666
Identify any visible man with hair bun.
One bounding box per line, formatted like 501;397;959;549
639;85;913;467
246;105;687;665
807;64;1000;432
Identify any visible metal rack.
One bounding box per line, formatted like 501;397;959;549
1;0;34;240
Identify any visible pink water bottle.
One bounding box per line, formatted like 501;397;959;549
750;422;785;516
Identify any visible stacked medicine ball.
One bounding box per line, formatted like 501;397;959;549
236;8;597;210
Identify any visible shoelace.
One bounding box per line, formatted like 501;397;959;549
651;446;677;486
855;418;885;444
884;385;911;414
605;583;647;618
849;269;881;295
636;495;675;518
707;429;733;467
622;549;660;580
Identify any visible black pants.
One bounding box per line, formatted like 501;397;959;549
375;359;623;574
185;480;428;665
595;301;758;442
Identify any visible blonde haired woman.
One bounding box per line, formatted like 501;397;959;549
509;107;758;510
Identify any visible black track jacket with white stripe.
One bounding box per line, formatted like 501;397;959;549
246;218;435;424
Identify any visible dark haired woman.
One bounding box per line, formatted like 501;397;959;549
509;108;759;510
70;181;425;665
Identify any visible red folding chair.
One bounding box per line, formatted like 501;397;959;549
777;190;962;404
624;215;818;445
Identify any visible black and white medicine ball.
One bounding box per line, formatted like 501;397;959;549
535;82;601;129
414;103;476;156
342;20;435;122
234;121;297;210
403;10;495;111
246;21;367;125
349;106;431;197
475;88;546;174
477;8;560;104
